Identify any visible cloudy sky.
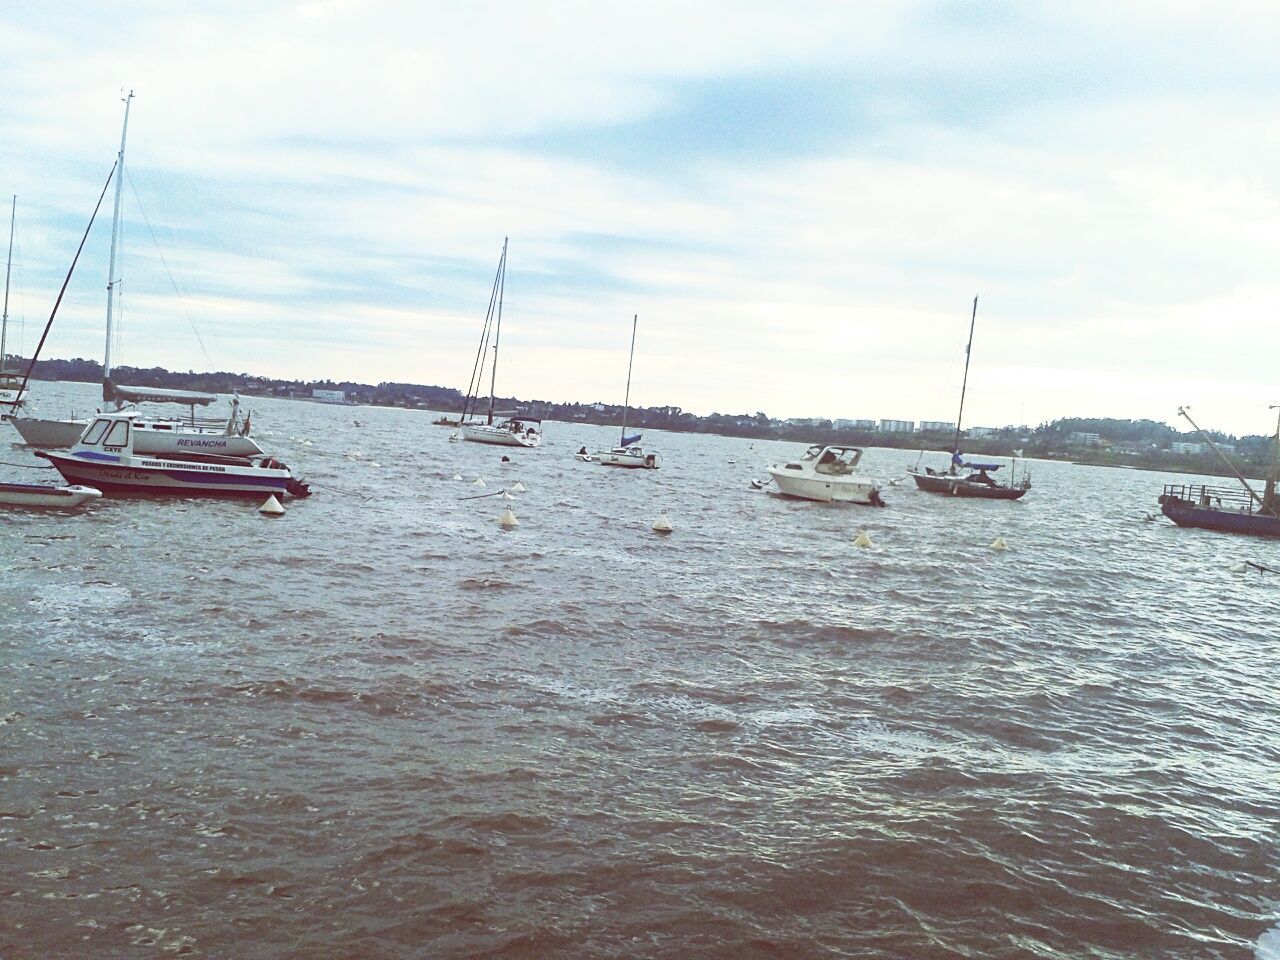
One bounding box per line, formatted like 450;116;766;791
2;1;1278;434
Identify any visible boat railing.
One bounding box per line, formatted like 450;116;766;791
1162;483;1259;514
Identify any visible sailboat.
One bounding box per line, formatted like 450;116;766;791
593;314;661;469
907;296;1031;500
0;196;26;412
458;238;542;448
6;93;262;457
1157;405;1280;537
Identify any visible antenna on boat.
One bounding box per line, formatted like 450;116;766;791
487;236;507;426
1;195;14;381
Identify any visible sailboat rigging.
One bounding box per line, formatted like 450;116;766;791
0;195;24;411
593;314;661;469
908;296;1030;500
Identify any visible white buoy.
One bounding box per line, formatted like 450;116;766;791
991;536;1008;551
452;474;463;481
853;530;873;548
652;512;673;533
472;478;486;487
499;508;519;528
259;495;285;516
1230;562;1249;574
511;481;526;493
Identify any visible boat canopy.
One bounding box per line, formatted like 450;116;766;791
952;452;1002;471
104;379;217;407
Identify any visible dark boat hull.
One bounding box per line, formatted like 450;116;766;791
909;470;1028;500
1159;496;1280;538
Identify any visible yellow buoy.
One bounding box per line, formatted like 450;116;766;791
452;474;463;481
853;530;873;548
259;494;285;516
511;481;526;493
472;478;486;487
991;537;1008;551
652;512;673;533
499;507;519;529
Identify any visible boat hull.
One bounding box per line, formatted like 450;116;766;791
909;470;1028;500
39;451;291;498
5;415;88;448
595;449;661;469
1159;496;1280;537
461;425;541;448
0;482;101;508
768;469;880;504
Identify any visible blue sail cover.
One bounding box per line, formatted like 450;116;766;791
952;451;1002;470
622;432;642;446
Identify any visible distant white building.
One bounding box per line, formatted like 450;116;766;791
880;419;914;433
919;420;955;433
311;388;347;403
967;426;997;439
1070;431;1102;446
1171;441;1208;455
834;418;876;430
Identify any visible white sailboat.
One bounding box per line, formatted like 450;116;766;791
6;93;262;457
0;196;26;412
593;314;660;469
458;238;542;448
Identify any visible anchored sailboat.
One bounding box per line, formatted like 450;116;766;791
1157;405;1280;537
458;238;542;448
593;315;660;469
6;93;261;456
908;296;1030;500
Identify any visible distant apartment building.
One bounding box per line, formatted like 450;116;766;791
311;388;347;403
1069;431;1102;445
1171;441;1208;455
967;426;997;439
919;420;956;433
786;417;825;428
880;419;915;433
834;418;876;430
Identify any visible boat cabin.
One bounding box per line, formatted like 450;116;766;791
74;411;138;457
783;445;864;476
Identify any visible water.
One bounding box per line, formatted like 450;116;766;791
2;382;1277;958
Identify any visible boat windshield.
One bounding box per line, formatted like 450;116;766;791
811;446;863;475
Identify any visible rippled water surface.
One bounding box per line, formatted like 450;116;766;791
3;382;1278;958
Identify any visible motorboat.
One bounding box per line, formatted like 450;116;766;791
592;315;660;470
0;482;101;508
461;416;542;448
595;445;661;469
767;444;884;505
37;411;310;498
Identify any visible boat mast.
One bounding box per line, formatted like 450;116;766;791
1;195;14;377
486;236;507;425
620;314;637;446
1177;406;1264;507
951;295;978;462
103;90;133;385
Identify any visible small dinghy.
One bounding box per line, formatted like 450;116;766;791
0;482;102;508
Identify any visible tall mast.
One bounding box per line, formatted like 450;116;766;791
104;90;133;382
951;295;978;460
620;314;637;446
486;236;507;425
1;195;14;377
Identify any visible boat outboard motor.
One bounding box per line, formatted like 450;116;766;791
285;476;312;498
869;489;886;508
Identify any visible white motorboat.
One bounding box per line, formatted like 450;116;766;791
0;481;101;508
4;94;264;458
37;412;310;499
595;445;661;469
593;315;660;470
461;417;542;448
767;444;885;505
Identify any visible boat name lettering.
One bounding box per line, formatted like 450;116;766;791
176;439;229;448
157;461;226;472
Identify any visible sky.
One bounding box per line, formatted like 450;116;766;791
2;1;1279;435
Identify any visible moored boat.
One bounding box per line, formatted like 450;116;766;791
0;196;25;412
767;444;884;505
0;482;101;508
460;417;542;448
908;296;1031;500
37;411;310;499
1156;405;1280;538
593;315;660;469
